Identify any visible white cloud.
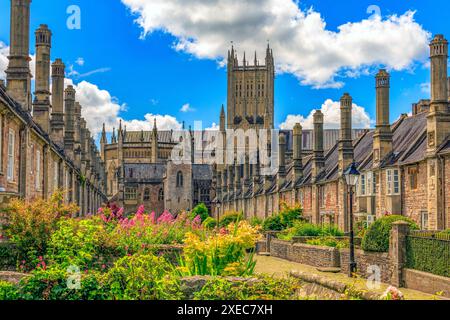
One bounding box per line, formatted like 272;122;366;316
420;82;430;94
205;122;219;131
279;99;372;130
180;103;195;112
75;57;85;66
63;79;182;136
122;0;431;88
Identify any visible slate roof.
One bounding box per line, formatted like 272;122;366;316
123;163;166;182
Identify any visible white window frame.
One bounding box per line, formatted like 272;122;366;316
36;150;41;190
421;211;429;230
386;169;400;195
7;129;15;181
360;174;366;196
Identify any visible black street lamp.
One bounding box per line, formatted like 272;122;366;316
344;162;360;277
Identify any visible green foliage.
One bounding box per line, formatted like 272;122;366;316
105;254;181;300
278;221;344;240
190;203;209;222
47;218;117;270
178;221;261;277
407;235;450;278
0;281;19;300
362;215;418;252
202;217;217;229
193;275;300;300
262;204;304;231
0;242;18;271
438;229;450;236
18;265;107;300
218;211;243;227
306;236;349;249
2;192;79;269
249;216;263;227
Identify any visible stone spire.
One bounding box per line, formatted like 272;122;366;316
312;110;324;182
50;59;65;147
33;24;52;132
6;0;32;111
101;124;107;144
151;118;158;163
373;69;393;166
339;93;354;174
220;104;226;132
293;123;303;182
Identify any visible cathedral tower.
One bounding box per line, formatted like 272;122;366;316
226;44;275;130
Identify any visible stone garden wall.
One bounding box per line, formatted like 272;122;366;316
340;249;392;283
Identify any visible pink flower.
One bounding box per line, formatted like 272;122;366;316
101;264;106;270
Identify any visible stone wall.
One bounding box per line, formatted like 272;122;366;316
290;243;340;268
340;249;392;283
269;239;341;268
403;269;450;298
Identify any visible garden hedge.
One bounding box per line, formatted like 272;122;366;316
362;215;418;252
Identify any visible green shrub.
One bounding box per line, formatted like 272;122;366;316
190;203;209;222
47;217;117;271
0;242;18;271
202;217;217;229
3;191;78;270
18;265;107;300
0;281;19;300
306;236;348;249
262;205;304;231
438;229;450;237
362;215;418;252
249;216;263;227
105;254;181;300
278;222;343;240
193;275;300;300
219;211;243;227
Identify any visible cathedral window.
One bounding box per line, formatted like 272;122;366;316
7;129;15;181
158;188;164;201
125;187;137;200
176;171;184;187
143;188;150;201
53;161;59;191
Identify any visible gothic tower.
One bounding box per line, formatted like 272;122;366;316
226;44;275;130
33;24;52;133
6;0;32;111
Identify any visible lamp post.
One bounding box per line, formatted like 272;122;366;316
344;162;360;277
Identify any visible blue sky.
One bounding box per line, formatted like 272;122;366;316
0;0;448;136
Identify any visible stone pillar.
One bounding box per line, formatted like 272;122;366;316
151;119;158;163
64;86;76;160
389;221;410;288
277;132;286;189
6;0;32;111
312;110;324;182
33;24;52;133
50;59;65;147
338;93;354;174
293;123;303;182
373;69;392;167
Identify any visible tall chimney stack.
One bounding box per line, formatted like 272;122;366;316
6;0;32;111
427;35;450;155
277;132;286;189
33;24;52;133
64;85;76;160
339;93;354;174
50;59;65;147
373;69;392;167
293;123;303;182
312;110;324;182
